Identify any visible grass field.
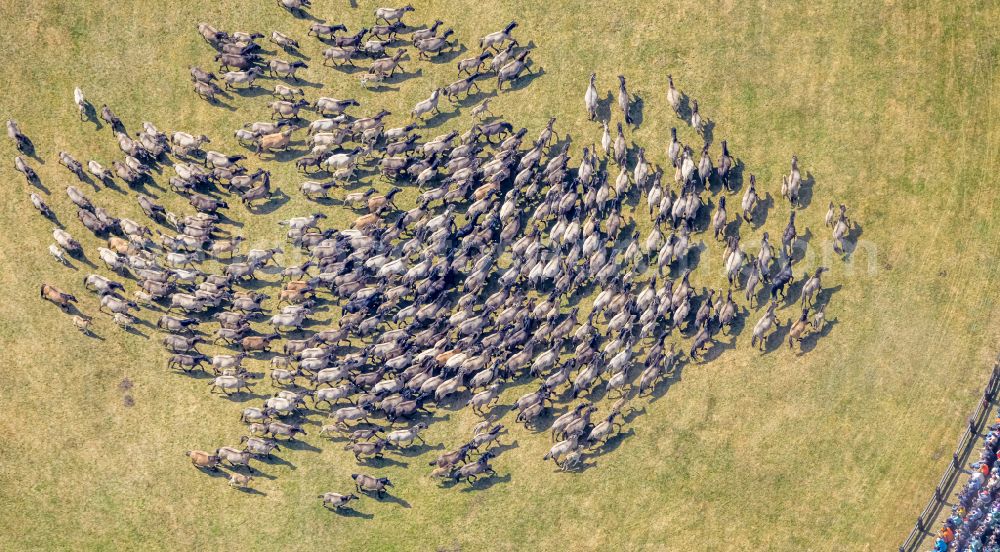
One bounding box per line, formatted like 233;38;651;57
1;0;998;550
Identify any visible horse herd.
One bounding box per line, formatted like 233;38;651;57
13;2;854;511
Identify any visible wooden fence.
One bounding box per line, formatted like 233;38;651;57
900;362;1000;552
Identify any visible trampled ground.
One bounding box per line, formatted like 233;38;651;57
0;0;998;550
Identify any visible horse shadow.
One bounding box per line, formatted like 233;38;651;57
210;86;235;101
621;142;641;169
562;458;599;473
521;412;561;434
330;506;373;519
429;44;466;64
648;361;685;403
382;35;411;49
455;88;493;108
841;222;864;259
676;319;702;340
237;276;275;291
782;276;807;307
306;191;338;207
140;302;164;313
701;334;736;362
702;120;716;147
505;67;544;93
138;176;166;193
357;455;407;468
80;103;99;126
421;108;461;129
363;82;401;92
752;192;774;229
329;62;367;75
371;492;411;508
234;487;267;496
246;467;278;481
676;94;692;121
55;257;79;271
18;140;39;160
215;211;245;229
799;317;838;353
71;252;98;269
548;133;573;156
727;159;746;194
270;148;306;164
175;148;206;163
798;172;816;209
436;392;475;412
197;467;231;480
207;97;238;112
101;176;127;194
231;86;272;99
486;440;519;456
479;402;513;420
723;307;749;338
255;46;295;64
725;215;743;241
285;77;324;89
592;427;636;456
175;368;215;380
629;96;644;129
285;7;321;21
459;472;511;492
596;91;614;123
393;442;443;457
27;175;50;194
818;283;843;305
248;190;290;215
621;405;646;424
764;321;790;353
257;454;296;469
384;67;422;85
219;390;268;403
282;439;321;452
134;317;158;330
81;330;105;341
790;228;813;264
73;172;98;190
566;280;598;308
670;241;699;276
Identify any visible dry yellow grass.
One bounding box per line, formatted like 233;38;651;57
0;0;998;550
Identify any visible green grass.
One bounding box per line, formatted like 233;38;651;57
0;0;998;550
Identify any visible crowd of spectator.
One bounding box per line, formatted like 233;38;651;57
934;413;1000;551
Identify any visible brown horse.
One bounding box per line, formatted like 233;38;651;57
40;284;77;311
788;308;810;349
